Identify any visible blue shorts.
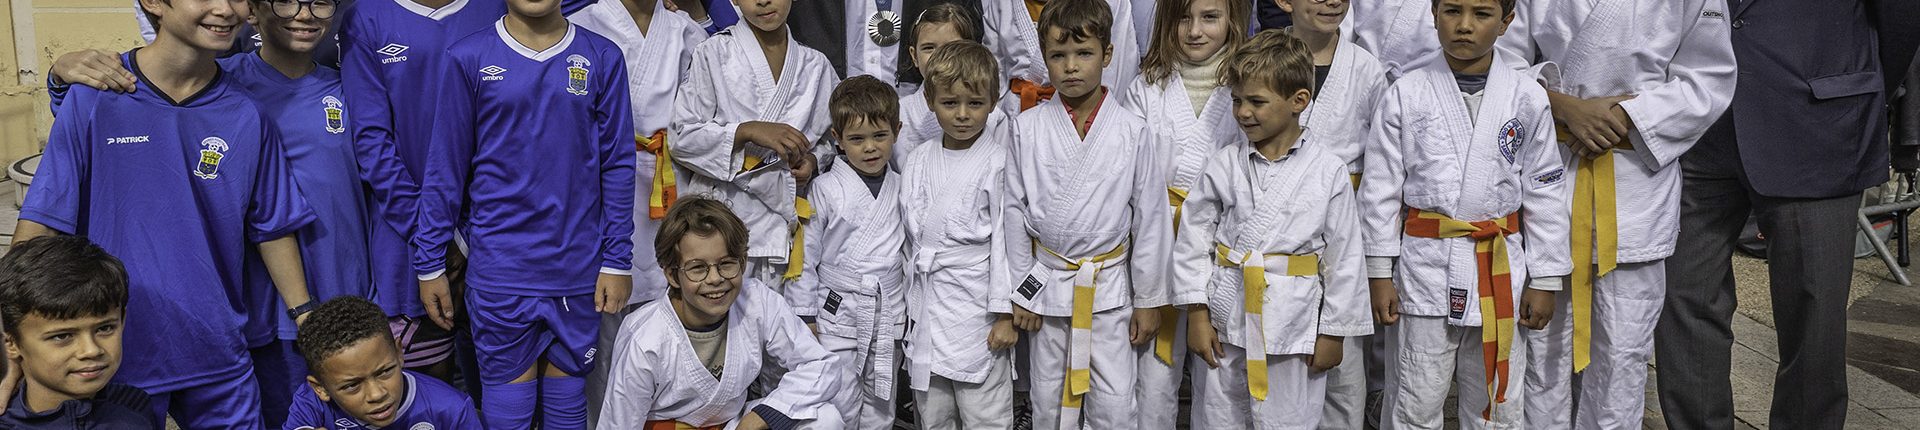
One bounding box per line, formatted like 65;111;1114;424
466;289;601;384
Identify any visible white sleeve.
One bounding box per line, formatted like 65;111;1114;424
596;321;657;428
1171;153;1225;307
1002;128;1038;311
987;153;1015;314
1129;128;1175;309
1318;171;1374;337
792;186;829;317
669;44;748;181
1358;87;1409;261
756;289;842;420
1615;0;1737;169
1519;90;1573;283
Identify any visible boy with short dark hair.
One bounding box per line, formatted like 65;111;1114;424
415;0;638;426
1357;0;1568;427
16;0;318;426
598;197;842;429
901;40;1018;430
288;297;482;430
792;75;907;429
1175;30;1371;429
0;236;152;428
1002;0;1173;428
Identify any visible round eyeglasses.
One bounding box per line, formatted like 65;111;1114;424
678;260;744;283
261;0;336;20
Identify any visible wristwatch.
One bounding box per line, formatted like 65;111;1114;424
288;301;320;321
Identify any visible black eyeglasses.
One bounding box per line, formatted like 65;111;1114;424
260;0;336;20
677;259;744;282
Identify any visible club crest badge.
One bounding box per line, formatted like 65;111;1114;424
1498;118;1524;164
322;96;345;134
566;54;591;96
194;137;229;180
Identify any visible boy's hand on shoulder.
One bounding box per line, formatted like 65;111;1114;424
1012;304;1041;331
51;49;135;93
420;276;456;330
989;315;1019;351
1519;288;1555;330
1129;307;1161;345
1186;306;1222;369
596;273;633;314
1369;278;1400;326
1309;334;1344;373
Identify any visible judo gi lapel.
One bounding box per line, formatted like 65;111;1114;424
1165;76;1234;192
736;23;801;124
1302;43;1358;146
1036;97;1113;235
1460;55;1523;223
1232;141;1315;254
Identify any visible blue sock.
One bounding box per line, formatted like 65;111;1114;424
540;376;590;429
480;380;538;429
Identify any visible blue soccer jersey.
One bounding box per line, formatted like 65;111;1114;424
285;371;483;430
339;0;594;295
417;21;636;297
21;51;316;392
220;53;381;340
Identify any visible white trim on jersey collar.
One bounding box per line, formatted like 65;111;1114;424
394;0;470;20
394;372;419;420
495;18;577;62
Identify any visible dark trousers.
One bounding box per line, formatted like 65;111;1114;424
1657;119;1858;430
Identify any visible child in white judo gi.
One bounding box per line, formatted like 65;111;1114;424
670;0;841;313
901;40;1019;430
1122;0;1251;428
597;197;842;429
896;3;991;161
1175;29;1373;430
981;0;1144;114
1496;0;1736;428
1003;0;1173;428
791;75;909;429
1357;0;1569;428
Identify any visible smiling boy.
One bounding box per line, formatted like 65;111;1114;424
0;236;149;429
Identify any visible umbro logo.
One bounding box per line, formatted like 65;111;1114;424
378;43;410;64
481;65;506;81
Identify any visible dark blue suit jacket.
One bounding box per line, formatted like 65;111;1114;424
1716;0;1891;198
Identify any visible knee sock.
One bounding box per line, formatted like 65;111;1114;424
541;375;590;429
481;380;538;429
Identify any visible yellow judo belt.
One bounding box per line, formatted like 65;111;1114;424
742;154;813;282
1567;130;1633;373
638;129;676;220
1152;187;1189;366
1036;240;1127;429
1404;208;1521;419
1213;243;1318;401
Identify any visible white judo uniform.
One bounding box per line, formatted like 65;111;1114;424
895;90;1012;165
671;22;840;309
1122;72;1241;430
596;279;843;429
1004;94;1173;430
570;2;707;424
1358;55;1570;430
900;127;1016;430
792;163;909;430
1496;1;1736;428
1295;38;1392;430
1172;139;1373;430
1348;0;1441;80
979;0;1141;112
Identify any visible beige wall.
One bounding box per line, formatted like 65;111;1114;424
0;0;146;168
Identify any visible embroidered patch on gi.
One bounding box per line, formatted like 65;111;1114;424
824;291;843;315
1449;288;1469;319
1532;168;1566;188
1702;10;1725;19
1019;275;1045;300
1498;119;1525;164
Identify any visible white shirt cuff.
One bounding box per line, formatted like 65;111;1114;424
1366;256;1396;279
417;270;445;282
1528;276;1566;292
600;267;633;276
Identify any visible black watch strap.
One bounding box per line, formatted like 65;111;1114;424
287;301;321;321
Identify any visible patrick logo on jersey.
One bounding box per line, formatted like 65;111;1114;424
194;137;229;180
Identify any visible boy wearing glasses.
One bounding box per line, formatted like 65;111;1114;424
598;198;841;429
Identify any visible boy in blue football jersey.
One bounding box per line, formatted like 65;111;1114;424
15;0;319;427
414;0;638;427
288;297;483;430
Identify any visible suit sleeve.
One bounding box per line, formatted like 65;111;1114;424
1358;88;1409;264
669;43;748;181
340;17;433;275
247;120;318;243
1129;125;1175;309
597;47;639;274
1318;167;1374;337
1615;0;1737;169
757;284;843;420
596;321;659;429
414;54;478;277
18;91;92;234
1520;91;1573;284
1171;152;1225;307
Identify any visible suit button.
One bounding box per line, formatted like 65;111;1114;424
1733;19;1746;29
